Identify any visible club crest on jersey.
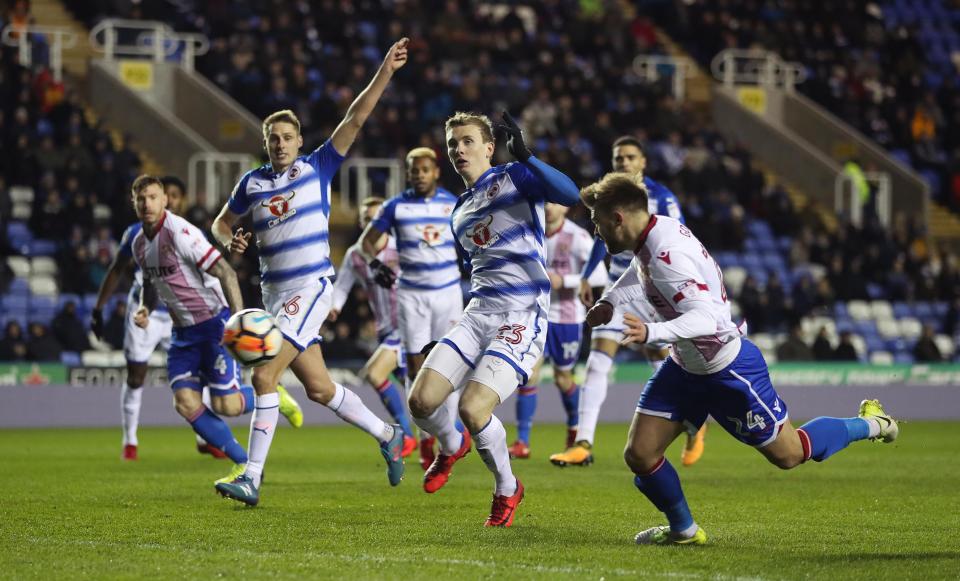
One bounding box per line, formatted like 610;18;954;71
416;224;446;247
467;215;499;250
289;165;301;179
486;182;500;199
262;191;298;228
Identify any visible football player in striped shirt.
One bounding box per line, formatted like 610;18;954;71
407;111;579;527
211;39;410;506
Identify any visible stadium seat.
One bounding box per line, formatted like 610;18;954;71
6;256;30;278
894;352;914;365
722;266;747;296
93;204;112;222
870;300;894;321
914;302;934;318
892;301;911;318
1;295;28;312
934;302;949;317
877;319;902;339
81;351;112;366
849;334;867;359
740;253;763;271
9;185;34;204
899;317;923;340
12;202;31;220
28;275;58;297
60;352;82;366
934;334;956;358
30;257;58;276
82;293;99;312
869;351;894;365
58;293;81;310
8;277;30;296
28;239;58;256
847;300;871;321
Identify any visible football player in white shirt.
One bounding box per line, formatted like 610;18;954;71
508;202;605;460
407;111;579;527
329;197;417;458
211;39;410;506
583;173;899;546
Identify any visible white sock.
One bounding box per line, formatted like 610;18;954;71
121;382;143;446
675;523;699;538
196;388;213;445
474;414;517;496
864;417;881;438
328;383;393;443
412;395;463;454
577;351;613;445
245;392;280;487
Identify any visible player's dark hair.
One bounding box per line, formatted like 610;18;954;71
131;174;164;196
583;173;649;216
612;135;644;155
161;175;186;193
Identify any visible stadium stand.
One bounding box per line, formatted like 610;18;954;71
1;1;957;365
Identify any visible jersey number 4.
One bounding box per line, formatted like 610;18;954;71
496;324;526;345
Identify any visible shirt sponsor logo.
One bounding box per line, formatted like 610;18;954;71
262;191;298;228
467;215;499;251
144;265;178;278
416;224;446;247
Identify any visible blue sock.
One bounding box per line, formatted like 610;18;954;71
634;457;694;533
376;379;413;437
188;406;247;463
798;417;870;462
560;384;580;428
239;385;255;415
515;385;537;444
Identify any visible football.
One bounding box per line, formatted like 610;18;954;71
222;308;283;367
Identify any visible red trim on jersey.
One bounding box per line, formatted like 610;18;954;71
142;210;168;241
633;214;658;254
671;283;709;304
197;247;216;269
205;252;222;271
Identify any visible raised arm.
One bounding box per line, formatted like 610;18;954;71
330;38;409;156
499;111;579;205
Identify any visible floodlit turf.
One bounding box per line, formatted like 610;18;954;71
2;422;958;580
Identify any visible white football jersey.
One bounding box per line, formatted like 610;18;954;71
602;215;741;374
227;140;345;294
545;218;596;324
452;163;552;314
131;211;226;328
371;188;460;291
332;238;400;338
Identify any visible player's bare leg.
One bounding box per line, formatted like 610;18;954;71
625;412;706;545
550;337;616;466
408;367;470;491
120;361;147;460
359;346;416;456
460;380;523;527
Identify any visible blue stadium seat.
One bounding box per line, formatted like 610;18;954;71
777;236;793;253
744;238;762;252
894;352;914;365
59;293;81;310
6;221;32;250
1;295;28;312
865;335;886;353
60;351;82;366
761;253;785;270
714;251;738;268
934;302;949;317
8;278;29;296
914;302;934;318
834;302;849;318
740;253;763;271
892;301;911;318
866;283;886;300
28;239;58;256
82;293;99;312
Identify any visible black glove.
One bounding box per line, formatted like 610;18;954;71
369;258;397;288
91;308;104;339
498;110;532;162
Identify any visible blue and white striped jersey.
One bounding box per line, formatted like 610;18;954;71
227;140;345;294
371;188;460;290
607;176;684;281
452;162;553;314
118;222;166;312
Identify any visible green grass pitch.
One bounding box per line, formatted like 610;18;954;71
2;422;958;579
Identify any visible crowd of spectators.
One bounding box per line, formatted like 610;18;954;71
659;0;960;212
2;1;960;363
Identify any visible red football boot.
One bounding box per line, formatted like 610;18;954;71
484;479;525;527
419;436;436;471
401;435;417;458
197;443;228;459
508;440;530;459
122;444;138;461
423;430;471;493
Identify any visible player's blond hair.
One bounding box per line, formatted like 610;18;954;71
444;112;495;143
262;109;301;140
582;173;649;216
405;147;437;166
131;174;164;196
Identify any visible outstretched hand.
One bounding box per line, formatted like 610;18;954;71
383;38;409;73
496;111;532;162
